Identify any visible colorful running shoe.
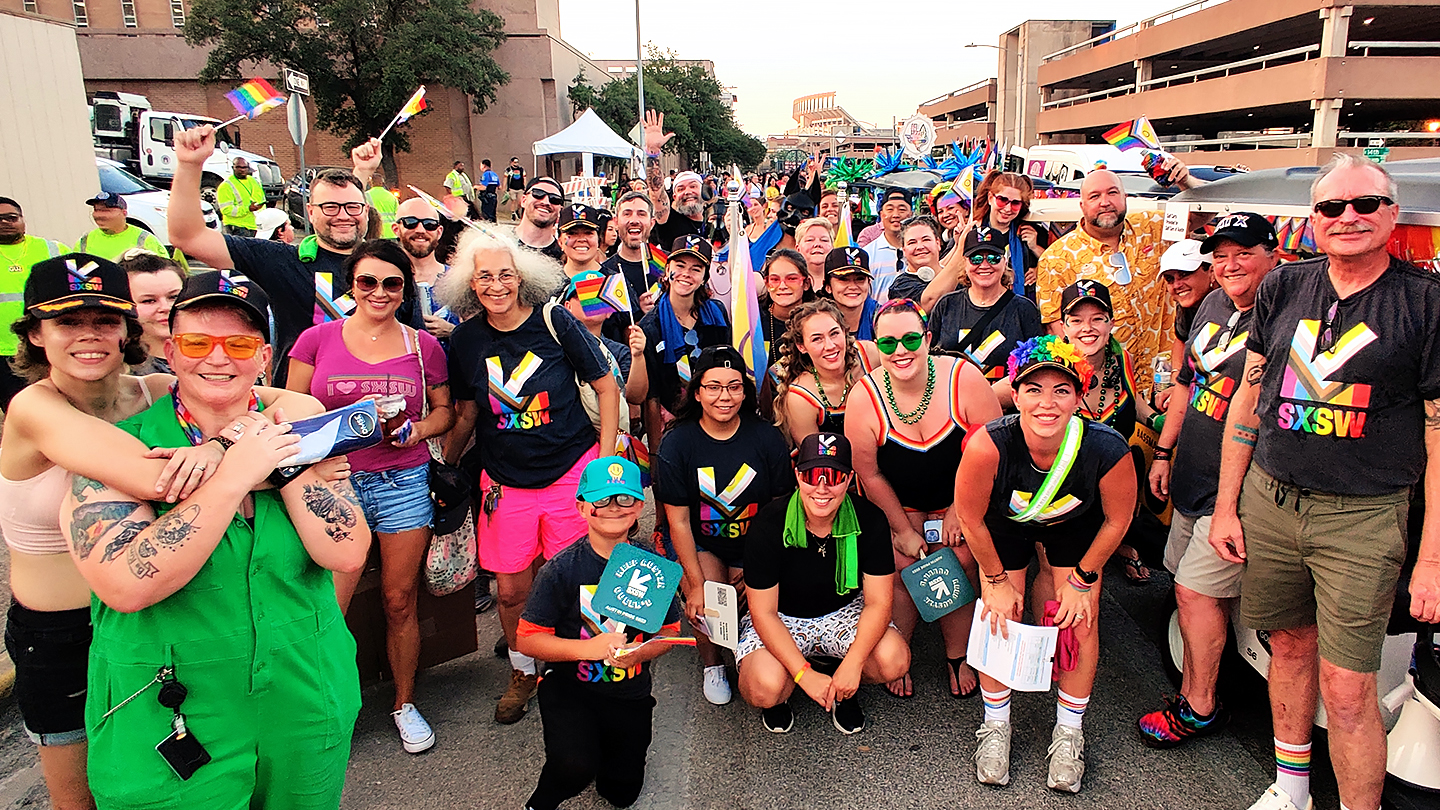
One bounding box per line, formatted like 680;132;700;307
1137;695;1229;749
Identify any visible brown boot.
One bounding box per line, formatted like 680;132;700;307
495;670;538;724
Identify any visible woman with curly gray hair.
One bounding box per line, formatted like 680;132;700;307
438;227;621;725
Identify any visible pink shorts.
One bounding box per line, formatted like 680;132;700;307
477;445;600;574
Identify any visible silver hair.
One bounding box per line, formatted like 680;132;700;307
1310;152;1399;206
435;227;566;320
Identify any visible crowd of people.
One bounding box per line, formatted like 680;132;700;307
0;105;1436;810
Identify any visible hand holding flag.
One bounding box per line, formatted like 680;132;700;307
1102;116;1161;151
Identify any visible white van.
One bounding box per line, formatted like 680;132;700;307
1014;144;1145;185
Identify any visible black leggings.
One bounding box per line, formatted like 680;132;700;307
526;677;656;810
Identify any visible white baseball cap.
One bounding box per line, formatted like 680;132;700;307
255;208;290;240
1160;239;1211;274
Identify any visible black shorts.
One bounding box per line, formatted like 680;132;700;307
3;602;91;745
989;508;1104;572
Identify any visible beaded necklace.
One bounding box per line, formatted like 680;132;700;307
809;364;853;411
1082;349;1120;422
882;356;935;426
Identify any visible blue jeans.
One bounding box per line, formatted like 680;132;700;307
350;463;433;534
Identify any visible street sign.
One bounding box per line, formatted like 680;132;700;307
1364;146;1390;163
287;97;309;147
285;69;310;96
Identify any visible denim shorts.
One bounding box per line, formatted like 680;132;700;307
3;602;91;745
350;463;434;534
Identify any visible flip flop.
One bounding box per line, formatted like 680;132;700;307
947;656;980;699
1119;546;1151;583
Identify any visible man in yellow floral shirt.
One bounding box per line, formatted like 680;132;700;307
1037;161;1201;393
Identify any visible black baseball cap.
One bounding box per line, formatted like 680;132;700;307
25;253;135;318
824;246;872;277
558;203;604;233
1060;279;1113;316
85;191;127;210
879;189;911;209
796;432;852;474
524;176;564;196
170;270;272;337
963;226;1009;259
1200;212;1279;254
669;234;713;265
691;345;746;382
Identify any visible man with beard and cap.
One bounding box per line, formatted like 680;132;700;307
601;191;658;327
395;197;458;339
516;176;566;262
641;112;708;248
167;127;421;387
865;189;912;299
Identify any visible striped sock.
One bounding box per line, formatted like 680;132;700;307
982;688;1011;724
1273;737;1311;808
1056;690;1090;729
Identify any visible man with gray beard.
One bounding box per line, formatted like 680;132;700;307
642;112;709;248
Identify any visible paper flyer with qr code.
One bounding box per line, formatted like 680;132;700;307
966;599;1059;692
704;582;738;650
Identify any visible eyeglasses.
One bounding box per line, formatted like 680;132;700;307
312;201;367;217
529;188;565;205
992;193;1023;210
970;252;1004;266
875;331;925;354
173;333;264;360
1107;253;1132;285
397;216;440;231
474;271;518;286
1317;300;1341;355
699;382;745;396
590;494;640;509
0;213;20;223
353;275;405;294
1313;196;1393;218
799;467;850;487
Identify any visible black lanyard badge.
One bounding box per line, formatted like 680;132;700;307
154;667;211;780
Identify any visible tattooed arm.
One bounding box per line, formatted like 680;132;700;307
279;470;370;574
644;110;675;225
1207;350;1265;564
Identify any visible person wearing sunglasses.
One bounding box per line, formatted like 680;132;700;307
286;239;454;753
775;299;880;446
1137;213;1278;754
1210;155;1440;810
515;177;566;263
955;335;1135;793
846;298;1000;700
737;432;909;735
1036;161;1201;396
0;197;67;408
972;171;1047;296
57;266;369;810
516;456;681;810
885;217;945;304
928;227;1043;408
759;248;816;371
655;346;794;707
437;227;620;726
394;197;460;341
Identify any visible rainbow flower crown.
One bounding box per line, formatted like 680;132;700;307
1006;335;1094;393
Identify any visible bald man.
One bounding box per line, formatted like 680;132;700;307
1035;161;1201;393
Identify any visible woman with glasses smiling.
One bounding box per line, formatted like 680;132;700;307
846;299;1000;699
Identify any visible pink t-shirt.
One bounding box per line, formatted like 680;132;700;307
289;320;448;473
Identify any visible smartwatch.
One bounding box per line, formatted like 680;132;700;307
1073;564;1099;586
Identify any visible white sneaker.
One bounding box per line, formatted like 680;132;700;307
1247;784;1313;810
702;665;732;705
973;720;1012;786
1046;724;1085;793
392;703;435;753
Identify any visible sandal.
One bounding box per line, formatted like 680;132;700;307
947;656;980;699
1118;545;1151;584
885;673;913;699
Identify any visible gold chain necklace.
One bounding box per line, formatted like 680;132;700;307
0;240;27;272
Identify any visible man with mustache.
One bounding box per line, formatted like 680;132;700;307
641;112;708;249
394;197;457;339
600;191;659;324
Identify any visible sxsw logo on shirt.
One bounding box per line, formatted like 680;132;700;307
578;585;645;683
1007;491;1082;524
957;328;1007;379
1187;322;1249;423
487;352;551;430
1275;318;1376;438
697;465;758;538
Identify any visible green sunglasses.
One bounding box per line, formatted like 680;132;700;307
875;331;925;354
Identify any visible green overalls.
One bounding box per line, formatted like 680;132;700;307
87;396;361;809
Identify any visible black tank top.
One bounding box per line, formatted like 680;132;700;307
867;359;974;513
982;414;1131;541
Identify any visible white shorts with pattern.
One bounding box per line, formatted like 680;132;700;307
736;597;868;662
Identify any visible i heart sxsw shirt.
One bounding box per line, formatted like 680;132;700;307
1170;290;1252;516
1249;258;1440;496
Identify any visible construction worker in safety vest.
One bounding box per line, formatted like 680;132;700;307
0;195;65;407
367;185;399;238
443;161;476;219
75;191;166;262
217;157;267;236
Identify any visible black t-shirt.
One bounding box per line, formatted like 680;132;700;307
520;236;564;263
522;539;681;700
983;414;1130;541
654;418;795;561
887;272;930;303
637;308;732;414
505;166;526;191
599;254;648;343
447;305;609;488
1175;302;1199;342
1171;290;1251;516
1248;257;1440;495
928;290;1043;381
744;495;894;619
650;213;703;248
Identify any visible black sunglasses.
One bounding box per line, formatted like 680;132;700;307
397;216;440;231
1313;196;1393;218
1317;300;1340;355
529;188;564;205
353;275;405;294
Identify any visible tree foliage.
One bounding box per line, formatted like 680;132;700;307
569;47;766;171
185;0;509;181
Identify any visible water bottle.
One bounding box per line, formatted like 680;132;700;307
1152;353;1173;391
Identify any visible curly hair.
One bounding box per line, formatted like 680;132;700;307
10;313;146;384
436;226;566;320
771;298;858;439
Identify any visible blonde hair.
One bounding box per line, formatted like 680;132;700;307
957;245;1016;290
795;217;834;243
436;226;566;320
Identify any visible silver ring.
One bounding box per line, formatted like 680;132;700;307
194;464;206;472
232;425;244;437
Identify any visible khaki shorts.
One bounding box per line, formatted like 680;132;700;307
1164;511;1243;599
1237;465;1409;673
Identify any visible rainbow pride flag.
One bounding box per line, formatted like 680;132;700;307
645;244;668;283
574;274;609;316
1102;116;1161;152
616;434;651;487
396;87;428;123
224;78;286;120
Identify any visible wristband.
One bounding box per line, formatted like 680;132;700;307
793;662;811;684
983;571;1008;584
646;151;661;160
207;435;235;451
1066;571;1094;593
1153;446;1174;461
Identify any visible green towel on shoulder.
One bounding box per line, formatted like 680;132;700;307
781;490;861;595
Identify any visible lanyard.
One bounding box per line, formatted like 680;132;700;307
1011;416;1083;523
172;383;260;446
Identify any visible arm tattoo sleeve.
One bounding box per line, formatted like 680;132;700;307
121;505;200;579
127;538;159;579
1426;400;1440;430
302;483;359;543
71;475;105;503
71;502;141;560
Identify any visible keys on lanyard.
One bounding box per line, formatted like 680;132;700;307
482;484;502;517
102;665;190;733
104;666;172;720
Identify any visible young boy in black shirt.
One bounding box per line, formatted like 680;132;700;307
517;457;681;810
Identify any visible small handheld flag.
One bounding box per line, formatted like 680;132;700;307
645;244;668;284
1102;116;1161;152
834;182;855;249
218;78;287;129
406;185;485;233
599;273;633;322
379;87;428;141
574;274;610;317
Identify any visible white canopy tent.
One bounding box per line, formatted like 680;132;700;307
532;108;640;178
